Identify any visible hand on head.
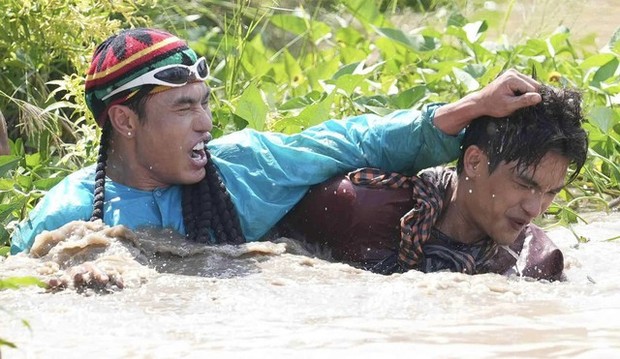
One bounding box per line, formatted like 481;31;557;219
433;69;542;135
473;69;542;118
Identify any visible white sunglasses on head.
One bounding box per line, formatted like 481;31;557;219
102;57;210;101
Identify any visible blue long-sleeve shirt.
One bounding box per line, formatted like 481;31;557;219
10;104;461;254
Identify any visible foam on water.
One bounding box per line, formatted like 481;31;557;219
1;212;619;358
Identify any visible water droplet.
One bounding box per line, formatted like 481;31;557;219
324;207;328;211
149;166;153;170
492;194;496;198
465;176;469;181
468;189;473;194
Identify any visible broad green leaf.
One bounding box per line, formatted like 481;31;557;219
374;27;440;52
333;62;359;79
15;175;32;191
463;20;488;43
25;153;41;168
343;0;386;27
283;50;304;85
290;91;336;128
0;276;45;290
269;14;330;43
0;197;27;222
33;176;64;191
453;67;480;92
335;27;364;46
580;53;617;69
0;155;20;177
592;57;619;85
269;14;309;36
280;91;324;111
548;31;570;56
234;82;268;131
0;178;14;190
332;74;365;96
608;26;620;54
240;40;270;77
447;12;468;27
392;85;427;108
589;106;620;133
363;105;396;116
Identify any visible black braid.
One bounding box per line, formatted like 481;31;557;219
90;122;111;221
182;150;245;244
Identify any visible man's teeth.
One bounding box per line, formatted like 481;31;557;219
193;141;204;151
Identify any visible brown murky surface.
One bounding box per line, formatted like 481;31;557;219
0;211;619;358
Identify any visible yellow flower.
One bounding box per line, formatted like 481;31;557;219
548;71;562;82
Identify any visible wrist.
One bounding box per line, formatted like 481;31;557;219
433;92;482;135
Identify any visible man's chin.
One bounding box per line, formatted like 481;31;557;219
492;232;521;246
179;169;207;185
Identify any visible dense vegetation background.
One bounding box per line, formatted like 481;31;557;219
1;0;620;255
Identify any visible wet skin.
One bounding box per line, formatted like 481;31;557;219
108;81;213;190
441;149;569;246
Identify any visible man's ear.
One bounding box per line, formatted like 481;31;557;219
107;104;138;139
462;145;487;178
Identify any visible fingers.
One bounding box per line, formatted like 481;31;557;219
72;262;109;288
46;262;124;293
500;69;540;95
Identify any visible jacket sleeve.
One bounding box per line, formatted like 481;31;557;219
210;103;462;181
10;175;92;255
209;104;464;242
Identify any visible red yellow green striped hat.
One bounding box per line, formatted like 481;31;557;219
85;28;198;127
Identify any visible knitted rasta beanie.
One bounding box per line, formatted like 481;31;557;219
85;28;198;127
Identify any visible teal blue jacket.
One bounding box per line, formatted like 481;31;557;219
10;104;462;254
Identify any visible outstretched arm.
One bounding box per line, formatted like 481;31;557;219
433;69;542;135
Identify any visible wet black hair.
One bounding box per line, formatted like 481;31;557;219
90;88;245;245
456;85;588;184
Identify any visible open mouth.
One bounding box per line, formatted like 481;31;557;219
508;217;527;231
190;141;207;165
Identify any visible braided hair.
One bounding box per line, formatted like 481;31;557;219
90;121;111;222
181;150;245;244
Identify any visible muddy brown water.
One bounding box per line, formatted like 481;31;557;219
0;211;619;358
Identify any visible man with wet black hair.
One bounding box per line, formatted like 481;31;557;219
281;85;588;281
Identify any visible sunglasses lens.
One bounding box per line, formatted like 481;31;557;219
154;67;191;84
196;58;209;79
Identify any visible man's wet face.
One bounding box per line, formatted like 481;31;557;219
133;82;213;189
466;151;569;245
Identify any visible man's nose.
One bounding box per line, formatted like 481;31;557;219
195;106;213;132
521;191;544;218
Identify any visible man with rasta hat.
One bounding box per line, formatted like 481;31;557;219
10;28;545;281
279;85;588;281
